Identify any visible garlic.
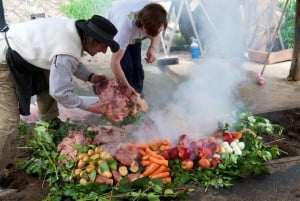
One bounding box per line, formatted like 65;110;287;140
233;147;242;156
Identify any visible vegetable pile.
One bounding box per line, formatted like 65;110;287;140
17;110;284;200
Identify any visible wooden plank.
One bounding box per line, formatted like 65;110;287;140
247;48;293;64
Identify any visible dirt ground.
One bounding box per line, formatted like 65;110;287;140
1;0;300;200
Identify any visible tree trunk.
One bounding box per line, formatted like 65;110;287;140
287;0;300;81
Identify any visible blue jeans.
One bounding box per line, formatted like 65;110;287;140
120;43;144;94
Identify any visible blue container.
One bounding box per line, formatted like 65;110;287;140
190;36;200;59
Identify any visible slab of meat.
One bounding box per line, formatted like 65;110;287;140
114;145;139;166
57;130;92;160
91;78;148;122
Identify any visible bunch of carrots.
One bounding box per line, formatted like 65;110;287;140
130;140;171;184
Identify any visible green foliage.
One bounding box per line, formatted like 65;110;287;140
231;110;283;136
278;0;296;48
18;119;33;137
174;33;188;50
98;112;146;127
60;0;112;19
43;177;186;201
17;120;80;183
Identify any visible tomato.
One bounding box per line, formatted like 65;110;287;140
198;147;212;159
177;134;188;147
160;150;170;160
181;159;194;170
178;147;191;159
210;157;221;167
223;133;234;143
208;142;220;153
168;147;179;159
198;158;211;169
190;141;198;150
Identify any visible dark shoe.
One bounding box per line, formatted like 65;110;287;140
48;117;64;129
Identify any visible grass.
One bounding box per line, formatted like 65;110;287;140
278;0;296;48
60;0;113;19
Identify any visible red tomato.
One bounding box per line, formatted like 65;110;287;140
181;159;194;170
168;147;179;159
223;133;234;143
160;150;170;160
208;142;220;153
178;147;191;159
210;157;221;167
198;147;212;159
198;158;211;169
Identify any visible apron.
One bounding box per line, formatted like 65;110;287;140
4;29;48;115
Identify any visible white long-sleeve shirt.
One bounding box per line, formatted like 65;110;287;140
50;55;91;110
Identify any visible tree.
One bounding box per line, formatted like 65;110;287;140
287;0;300;81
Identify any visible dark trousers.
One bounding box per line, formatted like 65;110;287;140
120;43;144;94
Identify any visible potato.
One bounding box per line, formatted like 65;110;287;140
73;168;82;177
77;160;86;169
94;146;103;154
118;166;128;176
90;153;101;161
79;178;88;184
77;153;88;160
100;152;111;160
80;170;87;177
102;171;112;179
88;149;95;156
82;155;90;162
129;161;139;173
85;164;96;173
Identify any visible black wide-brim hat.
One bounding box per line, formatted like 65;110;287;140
76;15;119;52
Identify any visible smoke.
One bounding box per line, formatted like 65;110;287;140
134;1;248;143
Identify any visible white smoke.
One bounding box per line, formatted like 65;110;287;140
134;0;249;143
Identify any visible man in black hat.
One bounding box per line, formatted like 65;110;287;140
0;15;119;170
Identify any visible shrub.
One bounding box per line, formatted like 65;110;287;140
278;0;296;48
60;0;112;19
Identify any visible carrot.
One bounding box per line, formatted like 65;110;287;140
142;163;160;177
150;171;170;179
141;160;151;167
149;156;168;167
159;145;170;151
161;139;170;146
142;154;150;160
163;177;172;184
150;165;169;176
138;148;147;156
145;147;164;160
